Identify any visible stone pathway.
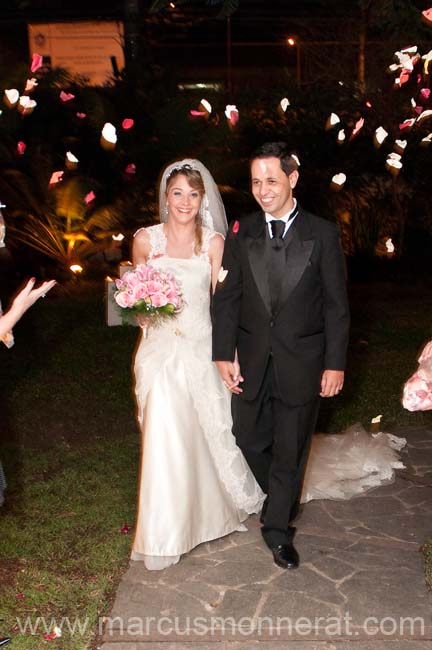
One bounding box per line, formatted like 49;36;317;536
99;427;432;649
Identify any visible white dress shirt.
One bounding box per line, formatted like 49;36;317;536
265;199;298;239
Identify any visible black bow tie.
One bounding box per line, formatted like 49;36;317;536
270;219;285;249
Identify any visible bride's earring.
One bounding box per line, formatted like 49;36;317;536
165;204;169;216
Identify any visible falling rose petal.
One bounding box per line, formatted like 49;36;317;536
420;88;431;101
112;233;124;241
326;112;340;129
422;50;432;75
415;106;423;115
122;118;134;130
101;122;117;145
190;109;206;117
76;112;87;119
24;78;38;93
200;98;212;114
374;126;388;147
399;69;411;85
85;191;96;204
125;163;136;174
291;154;301;167
421;132;432;145
411;98;417;108
400;45;417;54
4;88;19;106
217;267;228;283
49;171;64;185
365;101;372;108
18;96;37;115
399;118;415;130
350;117;364;139
120;523;131;534
17;141;27;155
15;593;25;600
331;173;346;187
232;220;240;234
421;8;432;26
395;139;407;151
371;414;382;424
30;53;43;73
66;151;79;164
337;129;346;144
388;152;402;162
386;156;403;173
280;97;290;112
417;74;422;84
385;238;395;253
59;91;75;102
416;109;432;123
225;104;239;126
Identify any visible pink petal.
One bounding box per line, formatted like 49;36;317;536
422;8;432;25
76;112;87;119
122;118;134;130
420;88;431;101
125;163;136;174
399;118;415;130
190;110;206;117
232;220;240;234
49;171;64;185
60;91;75;102
84;191;96;204
16;593;25;600
17;141;27;155
30;53;43;73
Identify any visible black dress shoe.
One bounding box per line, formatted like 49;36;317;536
271;543;299;569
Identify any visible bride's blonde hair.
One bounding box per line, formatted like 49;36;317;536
165;166;205;254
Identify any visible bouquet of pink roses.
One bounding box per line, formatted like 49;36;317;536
114;264;182;332
402;357;432;411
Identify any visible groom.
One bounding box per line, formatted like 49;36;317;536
212;142;349;569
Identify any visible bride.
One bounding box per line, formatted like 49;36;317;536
129;158;406;571
130;160;265;570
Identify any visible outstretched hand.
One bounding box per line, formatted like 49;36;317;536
418;340;432;363
12;278;56;315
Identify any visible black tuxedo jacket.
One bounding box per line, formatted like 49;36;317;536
212;207;350;406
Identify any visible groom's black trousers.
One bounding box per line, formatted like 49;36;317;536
232;359;320;547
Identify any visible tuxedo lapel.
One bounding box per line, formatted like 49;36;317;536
245;214;272;315
275;210;315;316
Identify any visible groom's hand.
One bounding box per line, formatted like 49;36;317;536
215;360;244;394
320;369;344;397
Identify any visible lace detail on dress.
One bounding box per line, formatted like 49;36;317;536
147;224;167;259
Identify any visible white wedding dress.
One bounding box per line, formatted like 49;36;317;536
131;224;265;570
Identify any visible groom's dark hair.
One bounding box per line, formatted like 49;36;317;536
250;141;299;176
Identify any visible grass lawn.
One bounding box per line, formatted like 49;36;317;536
1;276;431;648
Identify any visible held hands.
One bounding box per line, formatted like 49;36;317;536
320;369;344;398
216;352;244;394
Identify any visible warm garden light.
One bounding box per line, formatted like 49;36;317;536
70;264;83;273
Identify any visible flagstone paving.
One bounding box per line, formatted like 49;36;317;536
99;427;432;649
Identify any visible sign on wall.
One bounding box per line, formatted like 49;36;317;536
28;21;125;85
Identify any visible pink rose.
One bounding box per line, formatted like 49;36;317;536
115;291;135;308
145;280;163;295
150;292;169;307
132;284;149;301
